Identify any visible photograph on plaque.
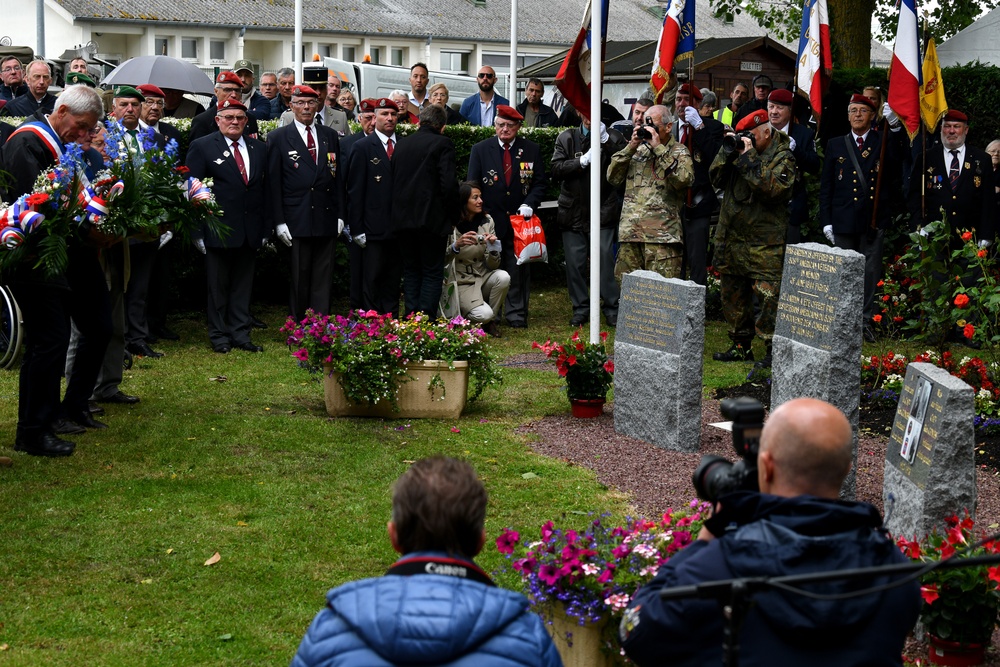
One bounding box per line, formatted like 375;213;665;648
900;377;932;463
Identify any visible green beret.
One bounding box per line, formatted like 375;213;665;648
113;85;145;101
66;71;96;88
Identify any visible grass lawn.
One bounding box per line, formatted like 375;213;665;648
0;282;930;665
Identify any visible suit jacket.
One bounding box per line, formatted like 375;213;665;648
186;132;270;248
246;91;272;121
820;130;896;235
279;108;352;137
784;122;821;228
266;122;342;238
149;120;182;146
551;125;625;231
269;96;291;120
346;131;395;240
390;125;458;237
466;135;548;242
675;116;724;218
909;143;997;242
3;93;57;117
189;104;260;144
0;120;13;150
459;92;510;126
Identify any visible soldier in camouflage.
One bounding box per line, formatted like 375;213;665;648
709;110;796;367
608;104;694;280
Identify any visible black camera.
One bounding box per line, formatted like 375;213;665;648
722;131;755;155
636;127;653;142
692;397;765;502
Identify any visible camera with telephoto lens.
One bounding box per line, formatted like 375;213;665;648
692;397;765;502
722;130;755;155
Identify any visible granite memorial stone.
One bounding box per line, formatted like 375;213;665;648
614;271;705;451
883;362;976;540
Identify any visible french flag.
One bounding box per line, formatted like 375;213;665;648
887;0;922;140
554;0;609;122
796;0;832;121
651;0;695;104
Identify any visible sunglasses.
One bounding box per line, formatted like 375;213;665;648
477;73;494;79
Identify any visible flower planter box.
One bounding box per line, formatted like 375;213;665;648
545;605;622;667
323;360;469;419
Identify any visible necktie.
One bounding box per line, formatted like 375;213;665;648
503;142;512;186
128;129;140;152
949;150;960;187
680;125;689;145
232;141;248;185
856;135;864;151
386;137;394;160
305;125;316;162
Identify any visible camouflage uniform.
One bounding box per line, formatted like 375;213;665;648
607;138;694;280
709;131;795;344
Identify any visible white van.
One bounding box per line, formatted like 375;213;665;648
323;57;509;109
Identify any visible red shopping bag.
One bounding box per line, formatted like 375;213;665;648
510;214;548;265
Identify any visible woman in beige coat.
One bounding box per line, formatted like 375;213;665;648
443;182;510;336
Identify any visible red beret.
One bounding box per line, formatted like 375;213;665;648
137;84;166;99
735;111;769;132
677;83;703;103
944;109;968;123
496;104;524;122
217;99;248;113
216;71;243;87
359;98;377;113
848;93;876;111
375;97;399;111
291;85;319;98
768;89;793;106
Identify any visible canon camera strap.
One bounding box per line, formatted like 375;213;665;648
385;556;495;587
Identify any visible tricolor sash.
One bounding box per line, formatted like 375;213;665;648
9;119;64;161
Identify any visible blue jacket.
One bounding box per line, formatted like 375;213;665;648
459;92;510;126
291;552;563;667
620;492;921;667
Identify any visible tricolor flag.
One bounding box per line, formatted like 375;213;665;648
796;0;832;121
887;0;922;140
554;0;609;122
650;0;696;104
920;37;948;132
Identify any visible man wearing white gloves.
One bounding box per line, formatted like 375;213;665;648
266;85;344;321
819;94;905;339
467;105;548;328
187;99;270;353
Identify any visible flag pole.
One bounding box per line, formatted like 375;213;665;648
589;0;602;345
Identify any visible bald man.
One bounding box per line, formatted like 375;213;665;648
620;398;921;667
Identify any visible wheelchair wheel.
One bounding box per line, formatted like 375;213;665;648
0;285;24;370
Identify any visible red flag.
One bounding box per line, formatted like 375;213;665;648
555;0;603;121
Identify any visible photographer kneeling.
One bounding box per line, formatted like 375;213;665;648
620;398;921;666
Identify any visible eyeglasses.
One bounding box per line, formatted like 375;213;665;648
218;114;247;122
495;121;518;129
143;100;165;107
217;86;241;95
477;73;494;79
1;65;22;73
291;100;316;108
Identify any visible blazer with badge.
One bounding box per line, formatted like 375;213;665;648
675;116;724;219
266;122;342;238
467;136;548;243
186;132;269;248
346;132;394;241
820;130;895;236
908;144;997;243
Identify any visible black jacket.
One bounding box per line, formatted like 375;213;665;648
467;136;548;243
3;93;57;118
820;129;902;234
550;125;625;231
189;104;260;144
266;122;342;238
908;143;997;244
675;116;725;219
515;100;560;128
390;125;458;236
346;131;395;240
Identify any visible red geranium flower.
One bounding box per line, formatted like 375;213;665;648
954;293;970;308
964;323;976;339
961;231;973;242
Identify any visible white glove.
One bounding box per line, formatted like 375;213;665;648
823;225;835;244
599;122;609;144
883;103;901;129
276;223;293;247
918;228;929;237
683;105;703;130
158;231;173;249
354;233;367;249
980;239;992;248
486;239;502;253
194;238;206;255
788;136;797;152
337;218;345;236
579;148;593;168
518;205;533;219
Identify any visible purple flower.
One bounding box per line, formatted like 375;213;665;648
496;529;520;555
538;564;560;586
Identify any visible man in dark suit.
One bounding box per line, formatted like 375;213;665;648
187;100;270;353
267;84;343;321
341;99;377;312
767;89;821;243
3;60;56;118
233;59;273;121
137;84;181;147
820;94;904;334
467;105;548;328
391;104;458;318
674;84;724;285
189;71;260;143
347;98;400;315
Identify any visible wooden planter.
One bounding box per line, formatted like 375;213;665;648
323;360;469;419
545;605;623;667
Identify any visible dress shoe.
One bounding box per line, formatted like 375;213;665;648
88;401;105;416
53;418;87;435
605;314;618;327
484;321;501;338
97;391;141;404
70;413;108;430
506;320;528;329
153;326;180;341
713;342;754;362
234;342;263;352
15;432;75;457
569;316;586;327
126;342;164;358
213;344;232;354
250;316;267;329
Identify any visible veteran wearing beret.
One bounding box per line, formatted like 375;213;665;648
189;71;259;143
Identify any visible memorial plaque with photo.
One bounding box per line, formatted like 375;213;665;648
617;274;687;355
774;244;846;351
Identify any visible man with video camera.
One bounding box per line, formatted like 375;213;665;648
619;397;921;667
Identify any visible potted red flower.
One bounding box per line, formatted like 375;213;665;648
533;331;614;417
